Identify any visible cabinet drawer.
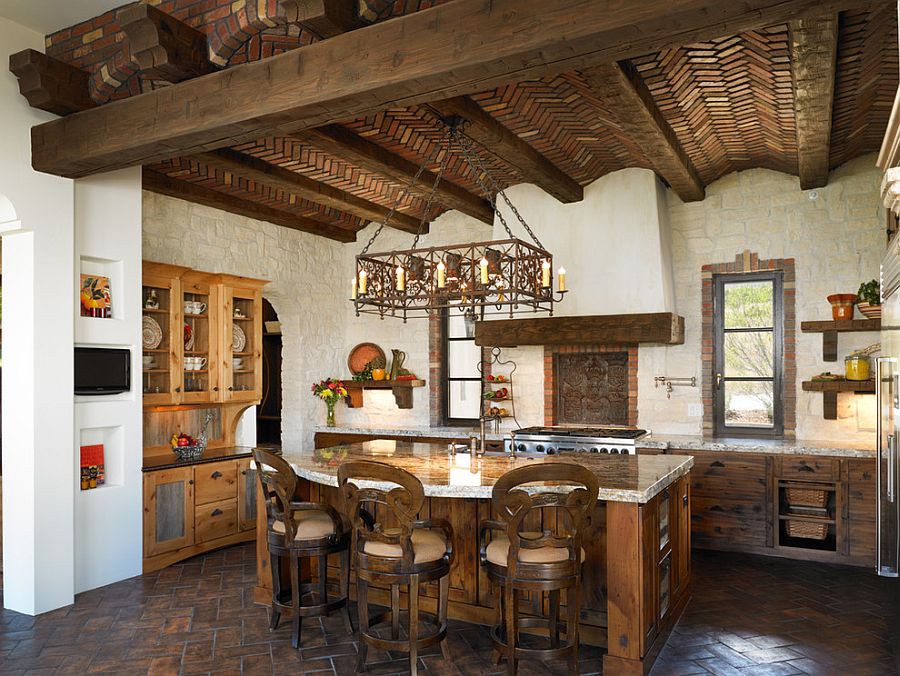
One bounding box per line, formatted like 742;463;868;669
778;457;838;482
195;498;238;544
194;460;238;505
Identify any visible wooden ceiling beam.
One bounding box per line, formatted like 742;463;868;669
581;61;705;202
117;3;216;82
192;148;425;234
278;0;366;39
8;49;95;116
427;96;583;204
790;13;839;190
142;168;357;242
29;0;876;178
294;124;494;224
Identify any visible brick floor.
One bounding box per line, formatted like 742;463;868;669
0;544;897;674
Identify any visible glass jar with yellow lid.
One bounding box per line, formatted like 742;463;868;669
845;354;871;381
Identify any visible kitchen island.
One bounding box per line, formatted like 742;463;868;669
254;440;694;675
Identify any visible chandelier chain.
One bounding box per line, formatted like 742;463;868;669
411;126;452;251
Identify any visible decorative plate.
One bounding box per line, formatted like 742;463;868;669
142;316;163;349
232;324;247;352
348;342;386;374
184;323;194;352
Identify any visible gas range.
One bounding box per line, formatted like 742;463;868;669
505;425;648;455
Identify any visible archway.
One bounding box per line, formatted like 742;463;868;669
257;298;282;446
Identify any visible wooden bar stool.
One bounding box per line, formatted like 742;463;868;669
254;449;353;649
337;460;454;675
479;463;599;675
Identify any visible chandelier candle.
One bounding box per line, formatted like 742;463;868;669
542;260;551;287
396;265;405;292
480;257;489;284
358;269;367;295
559;267;567;292
437;261;446;288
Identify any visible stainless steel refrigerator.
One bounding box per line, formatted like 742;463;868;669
877;243;900;577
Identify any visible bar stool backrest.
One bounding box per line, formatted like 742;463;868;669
338;460;425;566
491;462;599;575
254;448;300;546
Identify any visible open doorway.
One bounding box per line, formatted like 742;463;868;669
257;298;281;447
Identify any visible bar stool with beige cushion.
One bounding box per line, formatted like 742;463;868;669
337;460;454;675
254;448;353;649
480;462;599;675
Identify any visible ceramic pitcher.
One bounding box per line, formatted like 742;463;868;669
389;349;407;380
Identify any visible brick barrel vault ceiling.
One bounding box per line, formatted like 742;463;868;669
829;6;899;170
631;25;798;186
149;157;365;232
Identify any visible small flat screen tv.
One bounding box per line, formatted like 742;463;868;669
74;347;131;395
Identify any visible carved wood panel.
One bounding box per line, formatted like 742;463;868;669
555;352;629;425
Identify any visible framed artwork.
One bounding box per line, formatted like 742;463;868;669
80;274;112;318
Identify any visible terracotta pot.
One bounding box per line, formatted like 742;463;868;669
827;294;857;321
857;301;882;320
371;368;386;381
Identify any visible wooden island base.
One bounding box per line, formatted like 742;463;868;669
253;447;693;675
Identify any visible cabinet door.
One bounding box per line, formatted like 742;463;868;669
846;459;876;562
144;468;194;557
673;477;691;596
180;272;220;404
238;458;257;532
221;285;262;403
142;270;183;406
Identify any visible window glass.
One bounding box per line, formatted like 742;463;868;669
448;380;481;419
723;280;774;329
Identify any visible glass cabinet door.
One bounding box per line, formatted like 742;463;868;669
181;272;219;404
142;271;180;406
223;284;262;402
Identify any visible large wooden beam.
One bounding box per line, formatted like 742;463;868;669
790;13;839;190
117;3;216;82
142;168;356;242
193;148;424;233
474;312;685;347
581;61;705;202
427;96;583;204
30;0;875;178
279;0;366;39
8;49;95;116
295;124;494;224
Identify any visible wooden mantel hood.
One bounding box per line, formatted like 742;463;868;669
473;312;685;347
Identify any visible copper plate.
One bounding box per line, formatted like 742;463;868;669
348;342;385;375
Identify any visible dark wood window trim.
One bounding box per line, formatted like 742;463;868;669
441;310;482;426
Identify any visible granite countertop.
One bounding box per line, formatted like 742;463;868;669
314;425;507;441
142;445;272;472
280;440;693;503
639;435;876;459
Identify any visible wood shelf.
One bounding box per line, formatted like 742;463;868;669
142;307;169;314
344;379;426;410
801;379;875;420
800;319;880;361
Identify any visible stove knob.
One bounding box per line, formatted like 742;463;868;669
600;448;609;453
546;447;556;455
590;447;598;453
611;448;620;454
535;445;545;454
517;444;527;453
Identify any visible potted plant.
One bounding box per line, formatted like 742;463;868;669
312;377;348;427
856;279;881;319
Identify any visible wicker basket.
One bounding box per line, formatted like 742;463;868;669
786;487;827;508
785;520;828;540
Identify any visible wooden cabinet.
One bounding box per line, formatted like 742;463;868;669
180;270;221;405
143;467;195;557
142;262;189;406
845;459;877;562
143;456;256;572
219;278;264;403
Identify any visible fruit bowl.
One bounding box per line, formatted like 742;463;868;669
173;443;205;460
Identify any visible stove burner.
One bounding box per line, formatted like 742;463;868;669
513;426;647;440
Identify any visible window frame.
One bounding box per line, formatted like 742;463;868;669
441;310;482;426
712;271;785;438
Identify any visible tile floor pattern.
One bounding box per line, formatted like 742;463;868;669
0;543;897;675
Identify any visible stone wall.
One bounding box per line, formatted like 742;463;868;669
640;154;885;443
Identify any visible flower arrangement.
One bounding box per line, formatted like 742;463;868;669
312;378;348;427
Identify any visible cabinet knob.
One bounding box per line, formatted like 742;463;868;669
241;470;247;476
188;479;194;485
211;471;223;479
213;386;219;392
799;464;814;472
212;508;223;516
175;387;181;393
228;386;233;391
683;494;689;506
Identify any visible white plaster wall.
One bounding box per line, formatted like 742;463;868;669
0;16;76;614
73;167;143;593
641;155;885;443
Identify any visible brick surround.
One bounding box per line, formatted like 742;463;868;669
544;344;638;427
701;249;796;438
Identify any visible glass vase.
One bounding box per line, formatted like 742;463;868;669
325;398;337;427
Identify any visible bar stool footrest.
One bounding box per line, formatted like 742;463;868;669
489;618;578;662
362;611;448;653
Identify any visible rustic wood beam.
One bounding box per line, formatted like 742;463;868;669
790;13;839;190
581;61;705;202
192;148;424;234
474;313;685;347
142;168;357;242
427;96;582;204
117;3;216;82
278;0;366;39
30;0;876;178
8;49;95;116
294;125;494;224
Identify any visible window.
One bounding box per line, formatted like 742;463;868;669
443;310;482;424
713;272;784;437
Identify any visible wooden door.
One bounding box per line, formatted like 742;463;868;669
180;271;220;404
141;263;185;406
144;467;195;557
220;283;263;403
238;458;257;532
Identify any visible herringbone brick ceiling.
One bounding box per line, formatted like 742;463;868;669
65;2;892;237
